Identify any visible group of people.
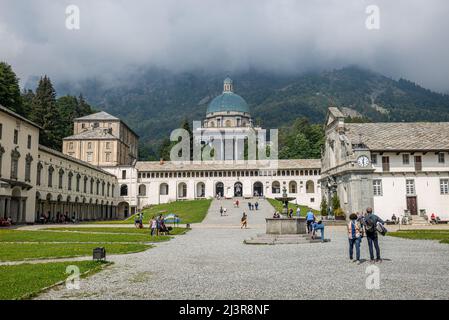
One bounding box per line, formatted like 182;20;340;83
39;211;76;224
0;217;12;226
149;214;171;236
247;201;259;211
347;208;385;264
219;206;228;216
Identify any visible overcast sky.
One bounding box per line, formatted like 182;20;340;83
1;0;448;92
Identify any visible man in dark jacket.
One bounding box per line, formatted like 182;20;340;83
363;207;384;263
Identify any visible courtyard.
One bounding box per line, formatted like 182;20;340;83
31;198;449;300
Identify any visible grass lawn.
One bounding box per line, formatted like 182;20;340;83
267;198;319;216
0;260;107;300
0;243;151;262
89;199;212;225
0;229;165;243
44;227;188;236
388;230;449;244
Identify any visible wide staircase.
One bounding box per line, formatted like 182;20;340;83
409;215;430;226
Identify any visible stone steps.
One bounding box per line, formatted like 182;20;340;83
244;233;330;245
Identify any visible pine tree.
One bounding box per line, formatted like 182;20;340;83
30;76;63;149
0;62;24;115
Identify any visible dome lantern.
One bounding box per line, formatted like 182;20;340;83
223;77;233;93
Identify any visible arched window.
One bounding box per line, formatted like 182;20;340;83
289;181;297;193
120;184;128;196
48;166;54;187
160;183;169;196
10;148;20;180
58;169;64;189
36;162;43;186
272;181;280;194
76;174;81;192
25;153;33;182
306;180;315;194
68;172;73;191
138;184;146;196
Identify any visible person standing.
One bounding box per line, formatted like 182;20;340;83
150;216;157;236
241;212;248;229
306;209;315;233
348;213;363;264
296;207;301;217
363;207;384;263
220;206;224;216
255;202;259;210
248;202;252;211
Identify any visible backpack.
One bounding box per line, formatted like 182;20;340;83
376;222;388;236
364;215;376;232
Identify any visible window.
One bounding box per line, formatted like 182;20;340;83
441;179;449;195
58;169;64;189
373;179;382;196
13;129;18;144
105;152;111;162
106;142;110;149
120;184;128;196
76;174;81;192
87;142;92;149
83;177;88;193
87;152;93;162
36;162;43;186
272;181;280;194
406;179;415;195
438;153;445;164
68;172;73;191
69;142;74;150
414;156;422;172
27;135;32;149
48;166;54;187
122;170;127;179
81;123;85;129
382;156;390;172
25;154;33;182
10;149;20;180
402;154;410;165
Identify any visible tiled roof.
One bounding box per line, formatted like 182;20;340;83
135;159;321;171
63;128;118;140
345;122;449;151
75;111;119;121
0;104;42;129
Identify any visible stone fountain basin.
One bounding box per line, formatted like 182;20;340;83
266;217;307;235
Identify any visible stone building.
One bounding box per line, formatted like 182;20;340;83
63;111;139;166
320;107;449;220
0;105;119;224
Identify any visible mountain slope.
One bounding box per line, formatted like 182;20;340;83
55;66;449;158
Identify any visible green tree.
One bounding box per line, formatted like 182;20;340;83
0;62;24;115
30;76;63;149
320;197;328;217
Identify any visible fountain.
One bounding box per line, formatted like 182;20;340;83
244;187;323;245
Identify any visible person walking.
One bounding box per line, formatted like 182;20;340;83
348;213;363;264
306;209;315;233
241;212;248;229
247;202;252;211
220;206;224;216
255;202;259;210
363;207;384;263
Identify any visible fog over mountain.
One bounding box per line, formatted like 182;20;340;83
1;0;449;92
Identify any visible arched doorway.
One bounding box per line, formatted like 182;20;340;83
306;180;315;193
253;182;263;196
272;181;280;194
234;182;243;197
10;187;22;223
196;182;205;198
215;182;224;197
289;181;297;193
118;201;129;218
178;182;187;198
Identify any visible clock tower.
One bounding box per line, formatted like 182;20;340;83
320;108;375;218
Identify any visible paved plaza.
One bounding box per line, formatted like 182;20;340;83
37;199;449;300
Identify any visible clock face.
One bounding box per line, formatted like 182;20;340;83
357;155;370;167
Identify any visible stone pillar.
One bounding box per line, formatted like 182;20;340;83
0;197;5;219
5;198;11;220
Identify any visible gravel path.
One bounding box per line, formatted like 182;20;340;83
37;199;449;300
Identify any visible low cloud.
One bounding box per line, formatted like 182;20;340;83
1;0;448;92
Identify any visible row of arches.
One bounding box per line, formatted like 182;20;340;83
122;180;316;199
35;191;118;222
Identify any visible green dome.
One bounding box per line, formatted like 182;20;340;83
207;92;250;114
